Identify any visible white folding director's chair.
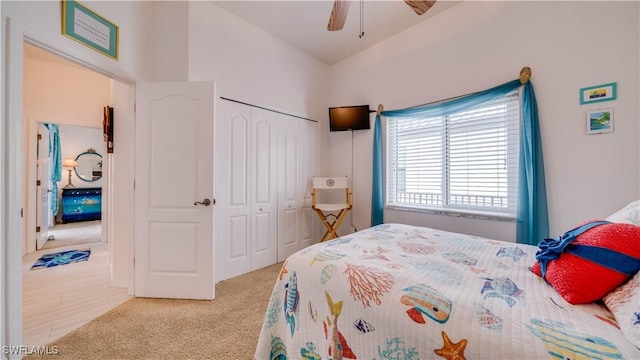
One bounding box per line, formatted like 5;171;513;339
311;176;353;242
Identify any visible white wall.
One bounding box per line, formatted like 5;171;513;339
327;1;640;241
24;57;111;127
149;1;189;81
188;2;330;122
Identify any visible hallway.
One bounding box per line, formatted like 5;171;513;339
22;241;131;347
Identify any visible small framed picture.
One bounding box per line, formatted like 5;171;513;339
586;108;613;134
579;82;617;105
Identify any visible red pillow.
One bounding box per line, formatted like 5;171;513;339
531;221;640;304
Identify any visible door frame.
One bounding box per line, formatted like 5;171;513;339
2;17;136;352
32;121;52;251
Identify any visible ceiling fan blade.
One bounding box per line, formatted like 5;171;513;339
327;0;351;31
403;0;437;15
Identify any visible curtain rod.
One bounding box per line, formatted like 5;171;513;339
220;97;318;123
375;66;532;115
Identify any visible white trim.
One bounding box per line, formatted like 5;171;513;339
385;204;516;222
0;16;4;349
26;117;37;255
3;17;26;356
1;15;7;355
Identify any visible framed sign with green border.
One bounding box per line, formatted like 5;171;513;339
61;0;119;60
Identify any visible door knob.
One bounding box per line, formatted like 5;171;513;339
194;199;211;206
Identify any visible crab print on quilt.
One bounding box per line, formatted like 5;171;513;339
255;223;640;359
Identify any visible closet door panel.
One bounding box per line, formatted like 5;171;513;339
217;101;251;281
229;216;248;258
301;208;313;245
299;120;318;248
253;212;271;252
230;118;248;206
283;126;298;202
281;207;297;249
251;108;278;270
278;115;299;261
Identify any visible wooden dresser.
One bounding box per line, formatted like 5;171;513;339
61;187;102;223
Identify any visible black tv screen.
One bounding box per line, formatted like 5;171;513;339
329;105;371;131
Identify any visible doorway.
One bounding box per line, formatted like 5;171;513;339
21;43;132;347
35;122;104;251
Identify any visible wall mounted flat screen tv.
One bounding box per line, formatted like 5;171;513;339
329;105;371;131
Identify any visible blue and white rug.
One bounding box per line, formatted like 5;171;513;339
30;249;91;270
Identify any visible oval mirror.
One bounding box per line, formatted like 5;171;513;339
74;150;103;182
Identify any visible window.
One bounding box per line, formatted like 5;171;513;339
386;90;520;218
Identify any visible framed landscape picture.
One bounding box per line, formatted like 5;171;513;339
586;108;613;134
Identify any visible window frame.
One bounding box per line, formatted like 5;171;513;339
384;90;521;220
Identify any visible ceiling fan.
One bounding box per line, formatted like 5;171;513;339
327;0;437;32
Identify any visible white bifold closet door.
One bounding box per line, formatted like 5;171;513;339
277;114;299;261
251;108;279;271
216;100;317;282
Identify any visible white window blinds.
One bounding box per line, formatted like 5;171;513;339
386;90;520;217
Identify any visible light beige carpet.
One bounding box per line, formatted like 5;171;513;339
26;262;283;360
42;221;101;250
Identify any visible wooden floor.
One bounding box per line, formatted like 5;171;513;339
22;239;131;347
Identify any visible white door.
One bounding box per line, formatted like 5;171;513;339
36;123;51;249
134;82;214;299
277;115;300;261
250;108;278;270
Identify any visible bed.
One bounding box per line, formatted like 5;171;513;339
254;203;640;359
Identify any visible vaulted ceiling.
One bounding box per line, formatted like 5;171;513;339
213;1;462;65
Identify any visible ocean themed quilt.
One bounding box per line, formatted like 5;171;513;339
255;223;640;359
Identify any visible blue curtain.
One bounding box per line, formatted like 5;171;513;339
371;79;548;245
517;82;549;245
45;123;62;216
371;115;383;226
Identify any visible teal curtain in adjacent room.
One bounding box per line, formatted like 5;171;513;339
45;123;62;216
371;78;548;245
